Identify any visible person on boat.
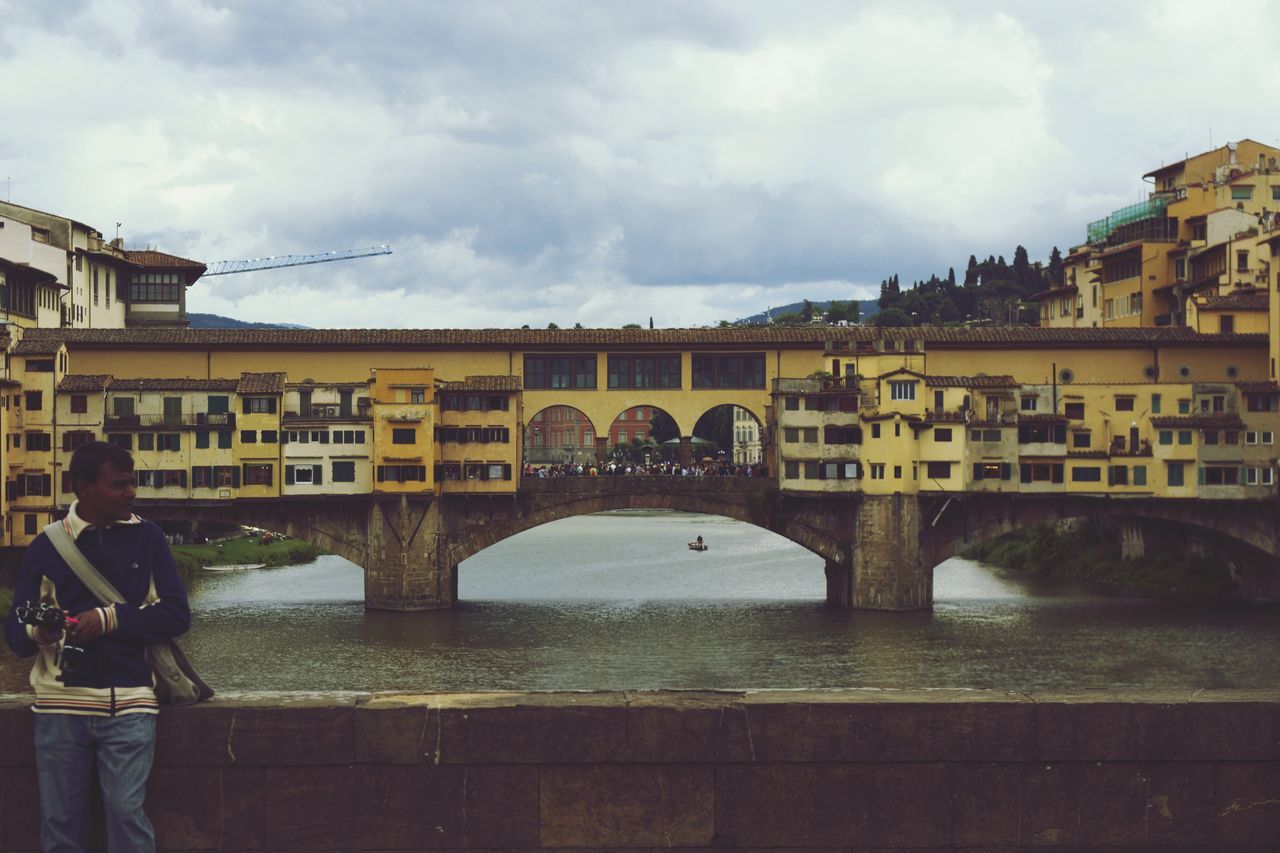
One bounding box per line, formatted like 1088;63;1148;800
696;535;703;546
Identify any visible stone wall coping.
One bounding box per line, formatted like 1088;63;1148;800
5;687;1279;711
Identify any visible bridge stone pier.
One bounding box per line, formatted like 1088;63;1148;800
142;483;1280;611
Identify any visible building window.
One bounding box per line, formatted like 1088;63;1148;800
241;430;257;444
24;391;42;411
925;461;951;479
1230;186;1253;201
1114;397;1135;412
25;432;51;452
1020;396;1037;412
1064;402;1084;419
524;355;596;390
691;353;765;389
607;354;681;389
261;430;278;444
784;461;799;479
1151;394;1161;414
1073;431;1091;448
156;433;181;452
243;464;273;486
107;434;132;450
1167;462;1185;487
785;396;799;411
392;428;416;444
934;428;952;442
377;465;427;482
70;395;88;414
1071;466;1101;482
888;380;916;401
332;461;357;483
869;463;885;480
128;272;182;303
410;388;426;403
1202;466;1239;486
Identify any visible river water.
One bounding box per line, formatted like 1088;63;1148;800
4;511;1279;692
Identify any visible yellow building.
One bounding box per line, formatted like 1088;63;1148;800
1046;140;1280;330
434;376;522;493
282;381;374;496
369;367;435;493
235;372;285;498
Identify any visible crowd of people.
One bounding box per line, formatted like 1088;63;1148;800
524;460;767;478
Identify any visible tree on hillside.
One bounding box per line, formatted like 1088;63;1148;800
801;299;815;322
874;307;912;327
1047;246;1064;287
964;255;979;287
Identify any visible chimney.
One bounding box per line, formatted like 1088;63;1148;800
1228;142;1237;164
110;237;123;249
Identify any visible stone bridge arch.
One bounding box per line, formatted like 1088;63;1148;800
921;493;1280;600
442;479;846;568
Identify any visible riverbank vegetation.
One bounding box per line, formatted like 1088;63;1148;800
172;536;323;577
962;522;1238;598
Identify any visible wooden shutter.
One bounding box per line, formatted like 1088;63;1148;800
972;463;983;481
313;465;322;485
285;466;295;485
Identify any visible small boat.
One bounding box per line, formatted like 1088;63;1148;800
687;541;708;552
202;563;266;572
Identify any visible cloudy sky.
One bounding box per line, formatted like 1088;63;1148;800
3;1;1279;329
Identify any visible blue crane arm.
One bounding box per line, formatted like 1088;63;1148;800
203;244;392;276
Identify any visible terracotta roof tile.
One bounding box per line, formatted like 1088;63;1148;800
14;338;64;355
1199;293;1268;311
106;378;239;392
1237;381;1280;393
237;372;286;394
57;374;112;392
122;250;206;273
441;375;522;392
22;326;1270;349
925;375;1018;388
1151;414;1246;429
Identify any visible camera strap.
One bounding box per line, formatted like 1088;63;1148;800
43;521;127;606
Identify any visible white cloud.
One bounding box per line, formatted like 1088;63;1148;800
3;0;1279;327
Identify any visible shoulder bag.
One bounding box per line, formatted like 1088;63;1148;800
43;521;214;705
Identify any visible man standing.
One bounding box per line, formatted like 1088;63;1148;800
4;442;191;852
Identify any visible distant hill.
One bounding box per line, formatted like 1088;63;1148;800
735;300;879;325
187;313;309;330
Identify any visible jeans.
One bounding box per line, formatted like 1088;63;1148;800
34;713;157;853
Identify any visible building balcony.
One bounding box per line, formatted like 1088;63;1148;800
104;412;236;430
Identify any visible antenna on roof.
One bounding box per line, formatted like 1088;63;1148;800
4;177;11;202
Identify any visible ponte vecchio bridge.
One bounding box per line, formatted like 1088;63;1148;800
10;324;1280;610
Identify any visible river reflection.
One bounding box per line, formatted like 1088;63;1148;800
4;511;1278;692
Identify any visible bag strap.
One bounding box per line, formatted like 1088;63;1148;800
43;520;125;607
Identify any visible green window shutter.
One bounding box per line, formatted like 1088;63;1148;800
1197;466;1205;485
1133;465;1146;486
1051;464;1063;484
376;466;385;483
196;431;210;449
1020;464;1031;483
268;398;277;414
972;463;983;481
313;465;322;485
218;430;232;449
231;468;241;488
285;466;295;486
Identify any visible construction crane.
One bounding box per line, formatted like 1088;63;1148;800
202;244;392;276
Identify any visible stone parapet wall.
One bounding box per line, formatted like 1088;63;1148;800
0;689;1277;849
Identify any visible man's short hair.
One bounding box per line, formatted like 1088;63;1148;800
69;441;134;492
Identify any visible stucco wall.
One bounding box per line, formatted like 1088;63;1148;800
1;689;1276;849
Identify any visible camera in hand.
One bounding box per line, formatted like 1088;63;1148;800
15;601;87;675
15;601;74;631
